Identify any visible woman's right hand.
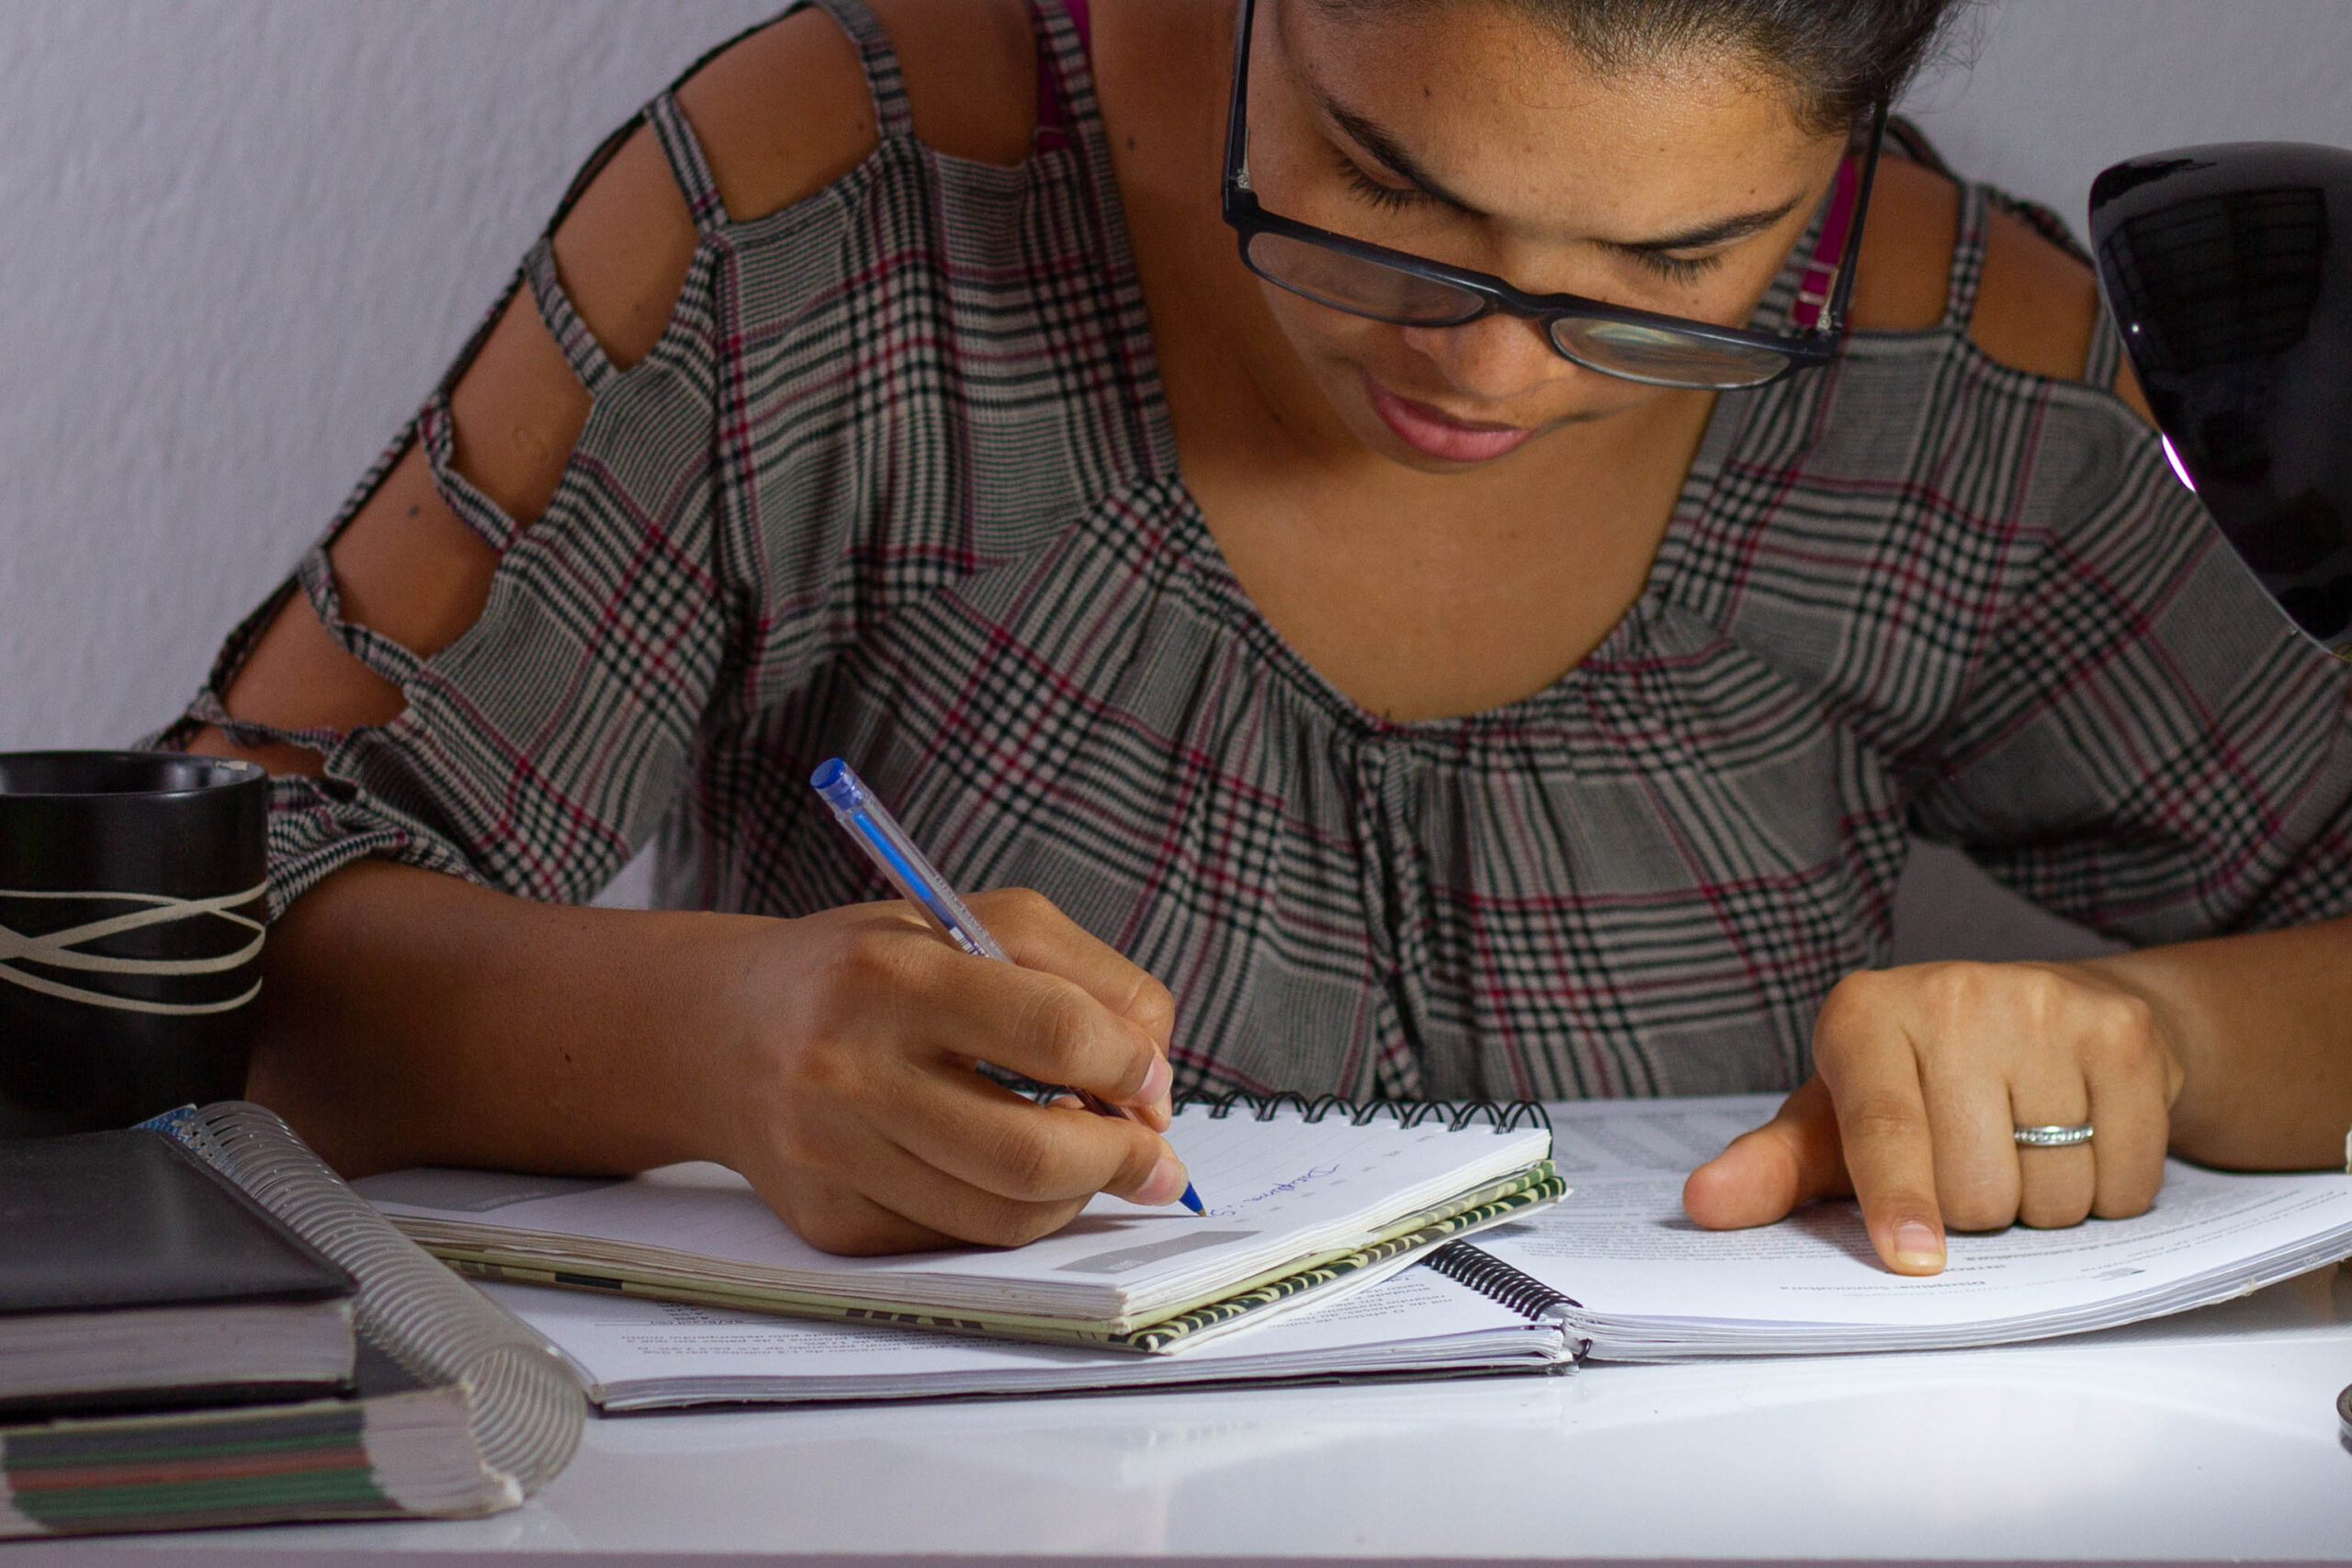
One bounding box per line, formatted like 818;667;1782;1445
707;887;1191;1255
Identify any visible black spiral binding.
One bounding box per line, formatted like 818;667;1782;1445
1174;1089;1553;1134
1421;1239;1583;1315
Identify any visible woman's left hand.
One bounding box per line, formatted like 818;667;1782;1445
1681;960;2187;1274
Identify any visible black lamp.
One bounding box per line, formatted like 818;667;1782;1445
2089;141;2352;1443
2089;141;2352;655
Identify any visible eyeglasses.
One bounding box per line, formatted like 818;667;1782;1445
1218;0;1888;390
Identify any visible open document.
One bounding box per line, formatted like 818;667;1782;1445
1460;1094;2352;1359
477;1252;1577;1411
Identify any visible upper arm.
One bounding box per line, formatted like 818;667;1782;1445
192;1;1038;778
1844;153;2156;427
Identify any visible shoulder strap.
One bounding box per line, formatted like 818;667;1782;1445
639;0;917;238
1029;0;1101;158
1939;182;1994;333
800;0;915;142
644;94;730;238
523;238;618;396
2081;304;2126;392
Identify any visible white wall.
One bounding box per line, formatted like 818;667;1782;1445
1;0;2346;943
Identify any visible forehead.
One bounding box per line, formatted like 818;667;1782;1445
1277;0;1835;235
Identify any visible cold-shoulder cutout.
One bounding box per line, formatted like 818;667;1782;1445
1846;154;1961;333
1971;205;2099;383
1843;150;2155;424
677;0;1040;226
672;9;883;224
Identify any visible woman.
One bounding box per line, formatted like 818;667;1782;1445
175;0;2352;1270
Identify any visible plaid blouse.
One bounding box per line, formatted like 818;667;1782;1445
173;0;2352;1103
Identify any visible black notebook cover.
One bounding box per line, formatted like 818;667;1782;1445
0;1128;354;1316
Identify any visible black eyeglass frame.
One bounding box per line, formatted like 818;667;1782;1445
1217;0;1889;390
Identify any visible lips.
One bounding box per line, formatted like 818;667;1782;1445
1363;375;1536;463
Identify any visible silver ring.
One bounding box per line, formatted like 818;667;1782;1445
2014;1123;2095;1147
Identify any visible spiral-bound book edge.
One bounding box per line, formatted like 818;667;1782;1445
1422;1242;1590;1361
1171;1089;1553;1134
157;1101;583;1510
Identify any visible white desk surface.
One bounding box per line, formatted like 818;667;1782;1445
24;1261;2352;1566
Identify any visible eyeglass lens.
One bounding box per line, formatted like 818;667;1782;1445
1242;231;1487;326
1242;231;1793;389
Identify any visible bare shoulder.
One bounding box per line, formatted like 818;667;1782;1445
677;0;1039;222
1846;154;1960;334
1846;152;2154;422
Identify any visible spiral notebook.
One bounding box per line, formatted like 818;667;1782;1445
360;1095;1563;1351
0;1103;582;1541
481;1240;1578;1410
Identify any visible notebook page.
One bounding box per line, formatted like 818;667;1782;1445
360;1108;1549;1314
1476;1095;2352;1330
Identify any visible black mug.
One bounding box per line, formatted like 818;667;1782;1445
0;751;269;1136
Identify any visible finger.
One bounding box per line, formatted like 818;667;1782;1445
1683;1075;1849;1229
874;1103;1190;1243
881;935;1171;1111
2008;1070;2094;1231
767;1181;966;1258
970;887;1179;1056
768;1094;1111;1249
1914;1035;2025;1234
884;1068;1190;1208
1815;1009;1946;1275
2085;1026;2171;1221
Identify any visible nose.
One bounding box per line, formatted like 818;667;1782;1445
1398;311;1572;406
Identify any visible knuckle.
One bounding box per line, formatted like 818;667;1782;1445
2018;1190;2094;1230
986;1120;1070;1201
988;886;1059;930
1841;1101;1926;1147
1815;971;1883;1041
838;928;918;993
1942;1186;2017;1233
1024;984;1102;1071
2089;992;2156;1053
789;1033;865;1100
1125;974;1178;1040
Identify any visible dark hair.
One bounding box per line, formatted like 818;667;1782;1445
1318;0;1970;137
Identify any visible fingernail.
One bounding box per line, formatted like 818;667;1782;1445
1893;1219;1944;1270
1136;1156;1188;1206
1133;1055;1172;1110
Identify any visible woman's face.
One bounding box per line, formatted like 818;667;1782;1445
1246;0;1852;470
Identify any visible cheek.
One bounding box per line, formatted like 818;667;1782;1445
1258;281;1379;368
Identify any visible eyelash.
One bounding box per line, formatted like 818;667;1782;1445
1338;156;1425;215
1635;252;1723;287
1336;152;1730;287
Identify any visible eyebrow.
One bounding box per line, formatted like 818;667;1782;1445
1315;89;1808;254
1318;92;1488;216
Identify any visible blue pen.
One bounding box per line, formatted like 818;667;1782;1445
809;758;1204;1216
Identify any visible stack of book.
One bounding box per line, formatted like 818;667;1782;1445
0;1104;582;1540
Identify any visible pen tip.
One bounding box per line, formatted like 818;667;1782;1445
1180;1183;1205;1216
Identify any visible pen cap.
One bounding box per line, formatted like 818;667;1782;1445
810;758;867;818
